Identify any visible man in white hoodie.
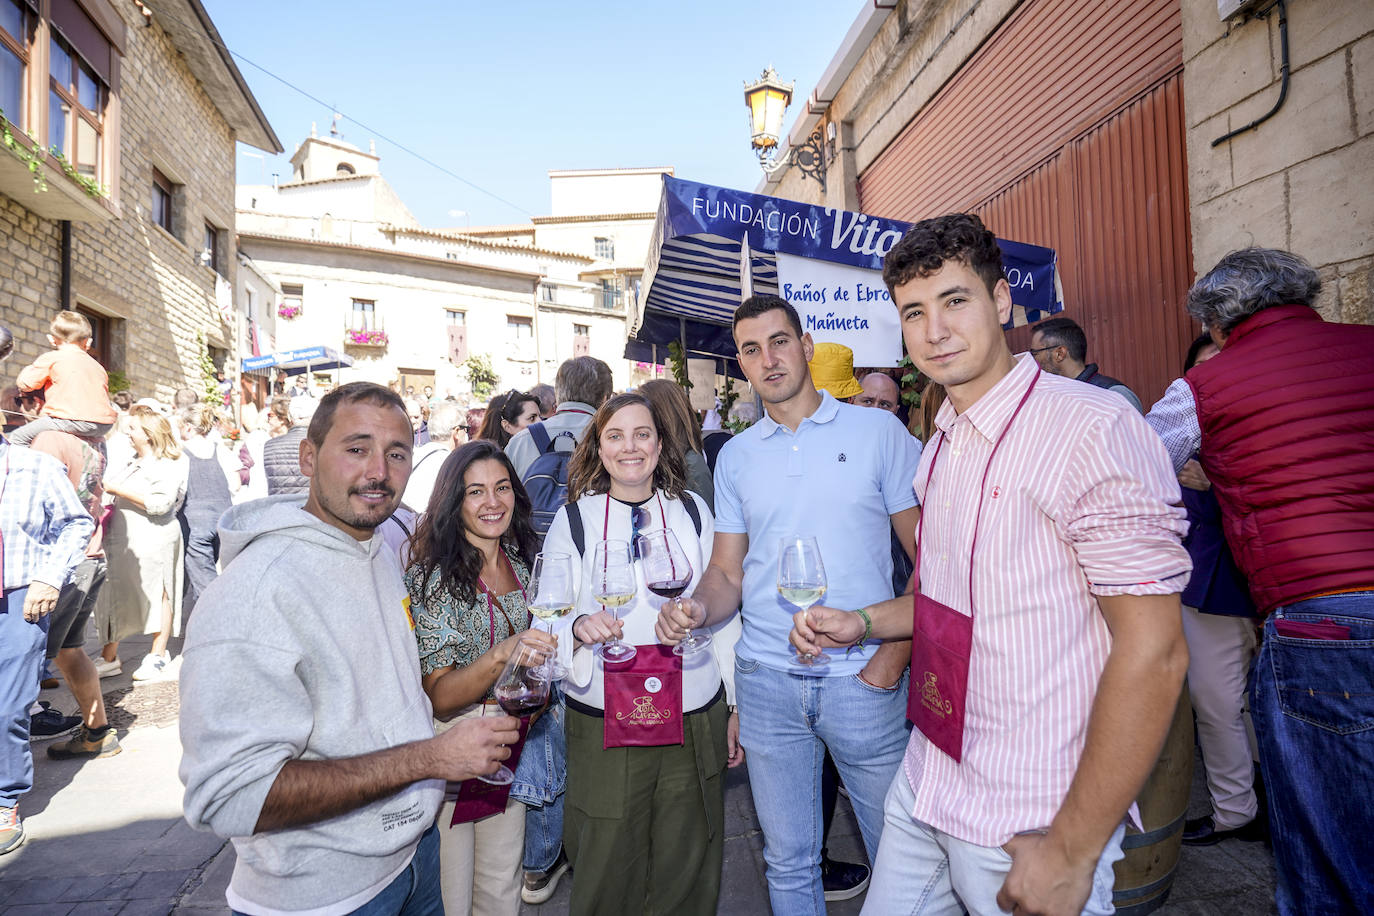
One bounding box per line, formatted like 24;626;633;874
179;382;519;916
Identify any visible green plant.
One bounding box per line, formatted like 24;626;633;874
196;332;219;403
897;354;923;408
667;340;692;389
0;110;107;199
718;374;740;418
463;353;500;402
106;369;131;394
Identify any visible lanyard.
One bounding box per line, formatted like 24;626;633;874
475;550;528;649
915;371;1040;615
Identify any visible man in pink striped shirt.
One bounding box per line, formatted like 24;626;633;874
794;213;1192;916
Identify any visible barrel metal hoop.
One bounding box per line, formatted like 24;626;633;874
1113;872;1176;908
1119;812;1185;850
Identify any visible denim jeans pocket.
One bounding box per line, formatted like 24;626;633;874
851;669;907;695
1269;619;1374;735
734;655;761;676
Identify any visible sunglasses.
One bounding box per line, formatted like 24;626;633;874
630;505;650;559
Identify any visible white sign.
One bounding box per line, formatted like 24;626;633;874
774;252;901;367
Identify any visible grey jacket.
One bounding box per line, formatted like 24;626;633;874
179;496;442;914
262;427;309;495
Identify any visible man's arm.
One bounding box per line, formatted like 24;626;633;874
656;530;746;642
997;592;1188;916
858;505;920;687
1145;378;1202;473
254;716;519;834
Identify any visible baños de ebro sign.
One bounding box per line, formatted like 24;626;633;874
631;176;1063;368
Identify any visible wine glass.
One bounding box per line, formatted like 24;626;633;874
591;539;637;662
778;536;829;670
476;640;551;785
526;552;573;680
638;528;708;656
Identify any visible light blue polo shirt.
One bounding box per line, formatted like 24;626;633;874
714;392;922;675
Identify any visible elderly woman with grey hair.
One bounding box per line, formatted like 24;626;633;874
1145;246;1374;916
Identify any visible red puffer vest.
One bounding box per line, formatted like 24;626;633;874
1187;305;1374;614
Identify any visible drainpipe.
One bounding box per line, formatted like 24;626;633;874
60;220;72;310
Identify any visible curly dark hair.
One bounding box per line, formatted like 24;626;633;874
882;212;1004;300
566;392;688;502
407;439;540;606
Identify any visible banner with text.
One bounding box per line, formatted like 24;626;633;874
774;253;901;366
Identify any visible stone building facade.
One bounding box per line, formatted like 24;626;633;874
1183;0;1372;324
0;0;279;400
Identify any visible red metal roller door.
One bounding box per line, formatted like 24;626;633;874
858;0;1193;404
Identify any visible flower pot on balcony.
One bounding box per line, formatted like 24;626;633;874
345;329;388;348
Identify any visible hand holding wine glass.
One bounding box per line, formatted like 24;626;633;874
637;528;709;656
592;539;637;662
778;536;830;670
476;640;551;786
526;552;573;679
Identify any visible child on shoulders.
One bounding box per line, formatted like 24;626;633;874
9;310;117;446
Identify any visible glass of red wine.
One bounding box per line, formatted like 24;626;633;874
637;527;709;656
476;640;550;785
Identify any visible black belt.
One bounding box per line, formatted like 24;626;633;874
566;682;725;719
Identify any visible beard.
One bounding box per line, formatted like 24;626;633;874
318;483;399;533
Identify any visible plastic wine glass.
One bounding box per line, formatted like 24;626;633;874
592;539;637;662
638;527;708;656
476;640;551;785
526;552;573;680
778;536;829;670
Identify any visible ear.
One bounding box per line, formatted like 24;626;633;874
801;332;815;363
298;437;316;478
1208;325;1228;350
992;277;1013;327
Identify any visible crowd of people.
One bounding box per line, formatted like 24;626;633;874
2;212;1370;916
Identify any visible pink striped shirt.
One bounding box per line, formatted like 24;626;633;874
903;354;1190;846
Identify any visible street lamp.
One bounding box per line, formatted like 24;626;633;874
744;66;827;191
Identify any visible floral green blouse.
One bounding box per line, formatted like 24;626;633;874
404;548;531;696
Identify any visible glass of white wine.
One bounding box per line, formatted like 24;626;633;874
592;539;637;662
778;536;829;671
526;552;573;680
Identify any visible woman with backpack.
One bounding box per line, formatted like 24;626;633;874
543;392;742;916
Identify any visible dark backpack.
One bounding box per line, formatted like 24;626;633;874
565;495;703;557
522;422;579;540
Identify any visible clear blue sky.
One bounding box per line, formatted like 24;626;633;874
203;1;863;228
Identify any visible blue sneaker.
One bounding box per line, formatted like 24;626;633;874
30;701;81;742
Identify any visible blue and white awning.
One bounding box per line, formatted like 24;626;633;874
630;177;1063;368
241;346;354;376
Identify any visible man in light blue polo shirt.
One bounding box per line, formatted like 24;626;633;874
657;294;921;913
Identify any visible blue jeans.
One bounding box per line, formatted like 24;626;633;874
735;657;911;915
1251;591;1374;915
511;689;566;872
2;587;47;809
232;825;442;916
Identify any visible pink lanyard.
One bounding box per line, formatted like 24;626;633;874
915;372;1040;614
475;550;528;650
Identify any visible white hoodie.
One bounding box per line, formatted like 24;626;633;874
178;495;441;915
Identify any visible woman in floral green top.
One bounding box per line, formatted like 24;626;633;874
405;440;555;916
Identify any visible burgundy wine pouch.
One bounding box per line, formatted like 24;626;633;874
603;645;684;749
907;592;974;763
1274;619;1351;640
448;715;531;826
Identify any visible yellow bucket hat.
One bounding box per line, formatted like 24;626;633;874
808;342;865;400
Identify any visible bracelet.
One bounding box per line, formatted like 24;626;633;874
571;614;590;643
853;607;873;646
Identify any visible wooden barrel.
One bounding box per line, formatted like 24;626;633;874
1112;691;1194;915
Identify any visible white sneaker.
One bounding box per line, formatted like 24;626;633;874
131;652;170;682
91;656;122;679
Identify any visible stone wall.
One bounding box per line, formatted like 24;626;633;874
0;0;239;399
1183;0;1373;324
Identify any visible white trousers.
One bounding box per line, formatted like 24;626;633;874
434;707;525;916
862;769;1125;916
1181;605;1259;829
